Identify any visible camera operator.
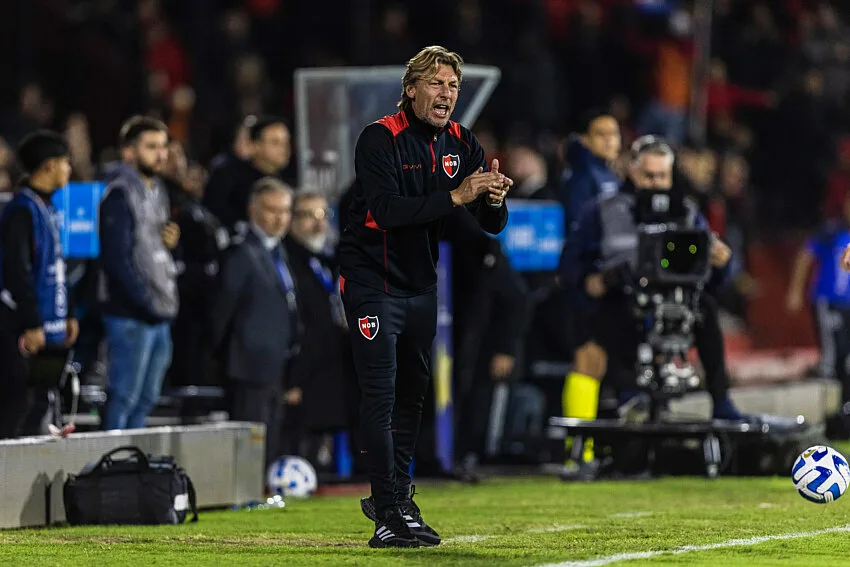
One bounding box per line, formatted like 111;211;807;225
559;136;746;477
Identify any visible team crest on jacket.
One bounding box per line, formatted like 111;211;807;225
442;154;459;178
358;316;380;340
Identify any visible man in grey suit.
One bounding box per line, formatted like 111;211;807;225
211;177;300;467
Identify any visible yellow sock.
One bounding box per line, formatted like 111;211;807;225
562;371;600;463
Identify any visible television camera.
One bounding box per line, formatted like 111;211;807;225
628;223;712;404
603;190;713;412
548;190;819;479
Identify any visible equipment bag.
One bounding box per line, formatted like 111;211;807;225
63;445;198;525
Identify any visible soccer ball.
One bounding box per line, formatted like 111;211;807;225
267;456;318;498
791;445;850;504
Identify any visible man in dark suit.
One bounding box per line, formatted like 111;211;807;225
211;177;300;467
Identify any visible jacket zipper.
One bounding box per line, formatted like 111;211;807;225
430;135;437;172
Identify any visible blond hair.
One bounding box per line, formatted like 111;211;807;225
398;46;464;110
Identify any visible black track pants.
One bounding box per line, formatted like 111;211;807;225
341;278;436;516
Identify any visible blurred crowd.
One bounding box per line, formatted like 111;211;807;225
2;0;850;471
4;0;850;229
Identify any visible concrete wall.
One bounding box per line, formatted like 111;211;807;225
0;422;265;529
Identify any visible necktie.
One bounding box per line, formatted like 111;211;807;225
271;247;297;312
271;247;294;291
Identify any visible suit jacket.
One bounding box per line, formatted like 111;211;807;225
211;230;300;386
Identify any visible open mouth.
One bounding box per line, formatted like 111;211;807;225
433;104;449;118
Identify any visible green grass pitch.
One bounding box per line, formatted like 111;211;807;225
3;464;850;567
3;442;850;566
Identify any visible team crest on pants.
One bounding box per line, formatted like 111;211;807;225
442;154;459;178
358;316;379;340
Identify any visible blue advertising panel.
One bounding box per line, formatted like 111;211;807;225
433;242;454;473
495;199;565;272
52;181;105;259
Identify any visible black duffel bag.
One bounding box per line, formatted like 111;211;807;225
63;446;198;525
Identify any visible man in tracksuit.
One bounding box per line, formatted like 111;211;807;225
0;130;77;438
339;45;511;548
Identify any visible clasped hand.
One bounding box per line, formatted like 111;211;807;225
450;158;514;207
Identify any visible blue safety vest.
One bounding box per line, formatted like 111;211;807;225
0;188;68;343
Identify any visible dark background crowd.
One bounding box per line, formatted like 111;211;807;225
0;0;846;476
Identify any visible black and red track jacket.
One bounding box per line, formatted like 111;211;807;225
338;107;509;297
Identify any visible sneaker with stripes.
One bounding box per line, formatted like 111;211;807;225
361;485;441;546
368;506;419;548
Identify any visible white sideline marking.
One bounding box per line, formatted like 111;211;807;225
610;512;652;519
444;524;584;544
534;524;850;567
444;535;496;544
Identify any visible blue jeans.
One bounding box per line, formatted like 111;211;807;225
102;316;173;430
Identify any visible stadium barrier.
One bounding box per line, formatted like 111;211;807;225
0;422;265;529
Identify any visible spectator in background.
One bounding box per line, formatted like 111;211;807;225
64;114;95;182
209;116;256;173
506;144;555;200
710;153;757;322
677;146;719;221
98;116;180;430
284;191;354;455
632;6;695;145
706;59;774;124
557;108;621;232
0;83;55;147
203;116;291;234
0;131;77;438
211;178;300;468
162;140;226;389
608;95;636;148
788;189;850;438
800;3;848;71
717;154;753;267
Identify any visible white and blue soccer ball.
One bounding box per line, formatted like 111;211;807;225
791;445;850;504
267;455;318;498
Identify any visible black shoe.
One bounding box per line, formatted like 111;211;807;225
361;494;377;522
368;506;419;548
400;498;441;546
361;485;441;546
